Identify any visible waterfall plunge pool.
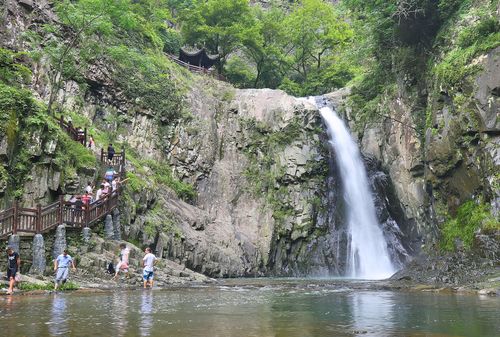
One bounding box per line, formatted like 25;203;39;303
1;278;498;337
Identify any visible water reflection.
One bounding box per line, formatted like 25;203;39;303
0;281;499;337
139;291;153;337
48;294;68;336
350;291;395;336
110;291;129;337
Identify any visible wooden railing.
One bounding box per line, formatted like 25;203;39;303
0;192;120;239
166;53;226;81
57;116;87;147
100;148;126;178
0;112;129;239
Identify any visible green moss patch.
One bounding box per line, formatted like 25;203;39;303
440;200;498;251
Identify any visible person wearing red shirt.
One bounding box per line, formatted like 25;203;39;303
81;192;91;205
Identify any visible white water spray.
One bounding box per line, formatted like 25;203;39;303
316;101;395;279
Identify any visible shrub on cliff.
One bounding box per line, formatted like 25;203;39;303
441;200;498;251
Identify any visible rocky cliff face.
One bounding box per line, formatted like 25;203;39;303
6;0;497;282
126;84;342;277
141;84;413;277
0;0;415;278
347;46;499;250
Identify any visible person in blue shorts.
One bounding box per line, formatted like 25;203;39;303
142;247;157;289
54;249;76;290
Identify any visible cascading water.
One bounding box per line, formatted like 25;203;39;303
313;99;395;279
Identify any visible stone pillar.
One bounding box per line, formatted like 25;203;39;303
7;234;20;253
112;208;121;241
82;227;91;243
104;214;114;240
30;234;46;274
52;224;67;259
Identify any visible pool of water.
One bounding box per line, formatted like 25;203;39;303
1;279;499;336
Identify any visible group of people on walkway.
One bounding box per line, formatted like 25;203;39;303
4;244;158;294
67;167;121;214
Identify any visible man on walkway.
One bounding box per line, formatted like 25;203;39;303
107;143;115;163
73;196;84;224
54;249;76;290
5;247;20;295
142;247;157;289
113;243;130;279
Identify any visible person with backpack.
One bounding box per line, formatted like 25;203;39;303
105;167;117;183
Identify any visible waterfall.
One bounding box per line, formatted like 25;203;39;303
315;101;395;280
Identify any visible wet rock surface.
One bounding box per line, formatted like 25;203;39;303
391;232;500;294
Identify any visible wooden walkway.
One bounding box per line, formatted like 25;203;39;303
166;53;226;81
0;191;120;239
57;116;87;147
0;121;126;240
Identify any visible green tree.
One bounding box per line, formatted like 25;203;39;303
282;0;353;83
180;0;255;73
26;0;139;114
241;5;287;88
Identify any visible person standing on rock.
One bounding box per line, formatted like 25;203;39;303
54;249;76;290
5;247;20;295
142;247;157;289
113;243;130;280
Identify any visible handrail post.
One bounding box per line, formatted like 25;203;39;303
122;148;126;175
36;204;42;233
84;127;87;147
84;203;89;228
106;194;111;214
58;195;64;225
13;200;18;234
100;148;104;163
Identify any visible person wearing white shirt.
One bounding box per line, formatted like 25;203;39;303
95;185;104;201
142;247;157;289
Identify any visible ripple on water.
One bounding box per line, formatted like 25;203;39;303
0;282;499;337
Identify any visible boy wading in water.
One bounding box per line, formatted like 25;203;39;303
113;243;130;279
5;247;20;295
142;247;157;289
54;249;76;290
